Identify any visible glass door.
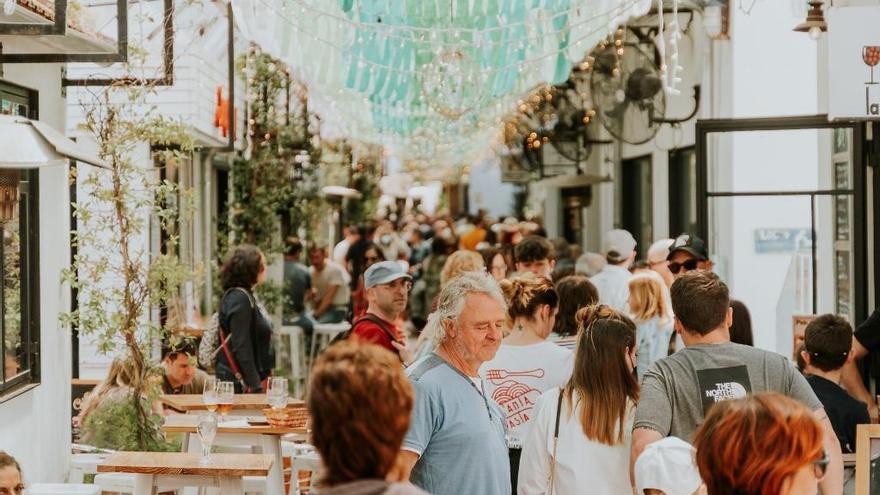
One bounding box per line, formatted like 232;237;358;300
696;116;867;356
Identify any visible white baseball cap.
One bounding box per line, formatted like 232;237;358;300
635;437;703;495
603;229;637;262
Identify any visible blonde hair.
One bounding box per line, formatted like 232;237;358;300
628;272;670;323
499;276;558;321
440;250;485;287
78;358;139;424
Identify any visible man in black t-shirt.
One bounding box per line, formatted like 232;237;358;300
802;314;870;452
842;308;880;422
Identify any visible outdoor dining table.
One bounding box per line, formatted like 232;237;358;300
162;414;308;495
97;451;273;495
160;393;305;415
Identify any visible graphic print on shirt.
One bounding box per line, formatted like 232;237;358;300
486;368;545;429
697;365;752;414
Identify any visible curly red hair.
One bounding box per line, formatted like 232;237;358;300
693;392;824;495
307;341;414;486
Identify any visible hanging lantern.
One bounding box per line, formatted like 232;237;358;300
0;170;19;224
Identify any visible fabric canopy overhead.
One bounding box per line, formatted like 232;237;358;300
233;0;651;166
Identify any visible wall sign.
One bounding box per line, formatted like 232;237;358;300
754;228;812;254
828;7;880;120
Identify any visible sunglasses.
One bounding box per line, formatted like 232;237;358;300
668;258;699;274
813;451;829;479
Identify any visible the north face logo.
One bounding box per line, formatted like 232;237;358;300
704;381;749;403
697;365;753;414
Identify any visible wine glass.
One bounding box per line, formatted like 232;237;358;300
267;377;289;410
216;381;234;417
197;413;218;465
203;376;218;414
863;46;880;85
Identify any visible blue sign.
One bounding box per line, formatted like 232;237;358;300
754;228;813;254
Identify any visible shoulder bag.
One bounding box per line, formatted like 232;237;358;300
217;288;257;392
547;388;564;495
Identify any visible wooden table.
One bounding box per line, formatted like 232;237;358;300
97;451;273;495
162;414;307;495
160;393;305;414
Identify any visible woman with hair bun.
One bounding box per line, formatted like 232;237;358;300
479;276;573;491
518;304;639;495
693;392;827;495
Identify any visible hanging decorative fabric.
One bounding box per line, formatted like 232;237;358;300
232;0;655;165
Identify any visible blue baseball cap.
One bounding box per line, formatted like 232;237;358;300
364;261;412;288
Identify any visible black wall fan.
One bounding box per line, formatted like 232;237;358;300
590;39;666;145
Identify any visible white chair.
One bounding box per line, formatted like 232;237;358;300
26;483;101;495
308;322;351;375
278;325;307;398
288;451;322;495
68;453;108;483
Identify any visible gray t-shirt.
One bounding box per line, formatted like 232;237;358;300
634;341;822;441
311;262;351;308
403;353;510;495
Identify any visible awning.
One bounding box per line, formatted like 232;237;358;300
535;173;612;188
0;114;108;169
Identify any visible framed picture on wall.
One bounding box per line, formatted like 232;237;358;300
854;424;880;494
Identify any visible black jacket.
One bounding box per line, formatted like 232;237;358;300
216;288;274;392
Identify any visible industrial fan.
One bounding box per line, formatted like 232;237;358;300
548;67;601;165
590;36;666;145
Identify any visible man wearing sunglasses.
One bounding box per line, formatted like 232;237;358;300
667;234;714;278
352;261;414;365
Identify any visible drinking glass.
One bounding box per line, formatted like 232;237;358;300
216;381;234;416
863;46;880;84
267;377;289;409
203;376;218;413
197;413;218;465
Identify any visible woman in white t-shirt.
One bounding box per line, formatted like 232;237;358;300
518;305;639;495
479;276;573;492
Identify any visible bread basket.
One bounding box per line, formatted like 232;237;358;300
262;406;309;428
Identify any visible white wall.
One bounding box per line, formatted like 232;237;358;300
717;1;823;352
467;156;516;218
0;58;72;484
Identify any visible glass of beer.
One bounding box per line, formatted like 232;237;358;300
216;381;234;416
203;376;218;413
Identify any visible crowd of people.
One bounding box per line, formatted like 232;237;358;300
28;210;880;494
274;211;880;495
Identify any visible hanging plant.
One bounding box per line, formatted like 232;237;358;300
223;45;321;311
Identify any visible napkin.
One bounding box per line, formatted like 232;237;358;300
218;418;250;428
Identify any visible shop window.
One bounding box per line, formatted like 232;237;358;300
669;147;697;237
1;169;40;399
615;155;653;258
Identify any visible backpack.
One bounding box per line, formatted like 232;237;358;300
198;287;255;369
328;313;400;349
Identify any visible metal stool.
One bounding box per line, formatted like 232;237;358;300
308;322;350;378
278;325;307;398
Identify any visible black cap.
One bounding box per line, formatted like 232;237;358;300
667;233;709;261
